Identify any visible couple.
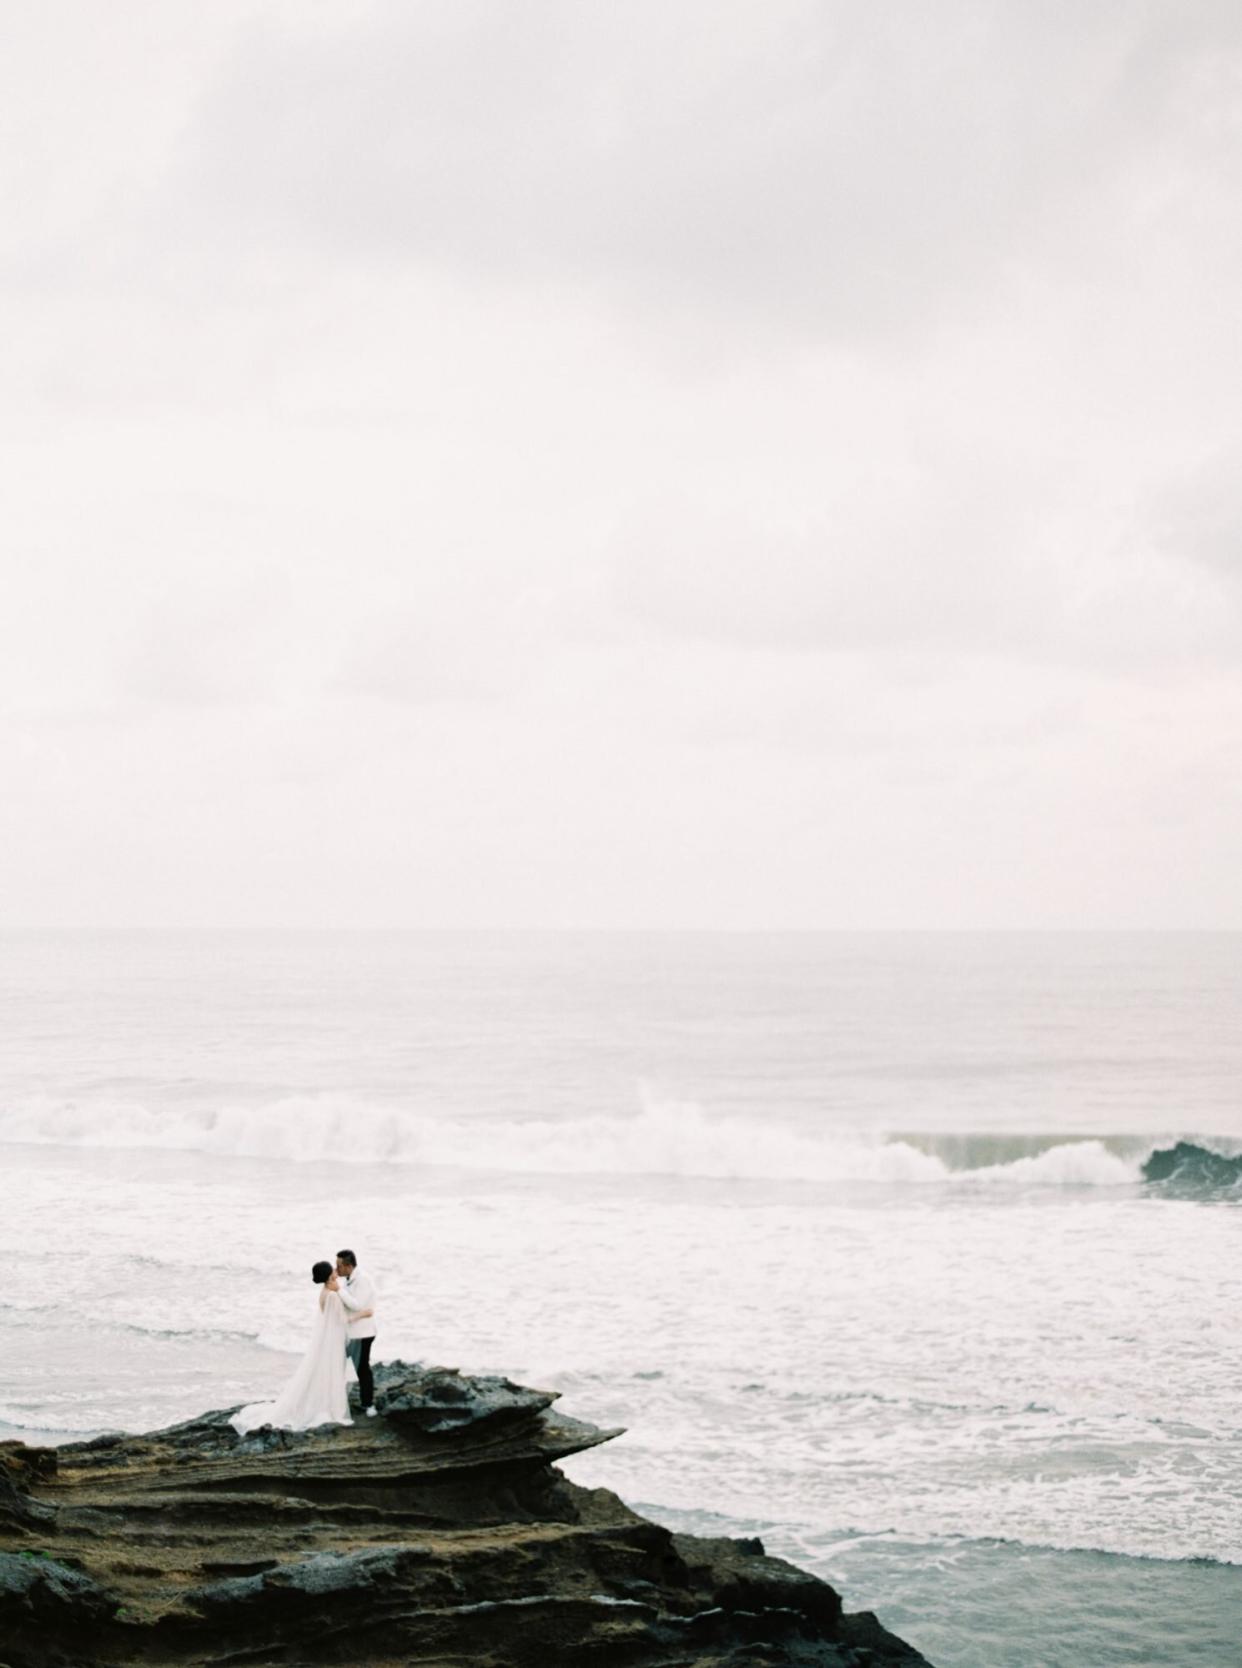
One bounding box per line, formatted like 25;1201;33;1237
231;1250;378;1434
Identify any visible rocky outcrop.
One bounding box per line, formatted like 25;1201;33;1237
0;1362;931;1667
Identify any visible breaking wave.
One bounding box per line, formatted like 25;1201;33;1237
2;1090;1230;1189
1141;1141;1242;1193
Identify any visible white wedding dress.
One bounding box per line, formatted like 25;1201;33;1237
231;1287;351;1433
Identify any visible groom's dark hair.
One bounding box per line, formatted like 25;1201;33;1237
311;1261;333;1284
336;1249;356;1268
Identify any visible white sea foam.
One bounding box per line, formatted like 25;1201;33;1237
954;1138;1140;1188
0;1403;116;1436
0;1095;1147;1185
0;1090;1155;1186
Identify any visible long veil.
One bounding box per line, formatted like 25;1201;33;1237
231;1289;351;1433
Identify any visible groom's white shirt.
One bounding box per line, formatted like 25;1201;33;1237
338;1270;377;1340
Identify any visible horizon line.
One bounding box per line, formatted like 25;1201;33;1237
2;925;1240;936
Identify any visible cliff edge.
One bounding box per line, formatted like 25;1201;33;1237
0;1361;931;1667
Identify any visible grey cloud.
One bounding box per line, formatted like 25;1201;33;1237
330;611;536;707
162;1;1242;336
124;584;292;709
1148;455;1242;580
4;1;1242;927
613;482;1242;671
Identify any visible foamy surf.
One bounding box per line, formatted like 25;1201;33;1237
0;1089;1213;1188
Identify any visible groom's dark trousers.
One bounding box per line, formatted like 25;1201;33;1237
347;1338;375;1410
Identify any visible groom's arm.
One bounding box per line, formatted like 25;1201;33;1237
339;1275;375;1313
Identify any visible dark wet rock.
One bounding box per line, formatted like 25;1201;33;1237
0;1446;57;1537
374;1361;558;1433
0;1551;112;1628
671;1533;844;1629
0;1360;933;1667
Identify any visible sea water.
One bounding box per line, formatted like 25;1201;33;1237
2;930;1241;1668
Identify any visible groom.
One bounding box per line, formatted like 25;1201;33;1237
335;1249;378;1417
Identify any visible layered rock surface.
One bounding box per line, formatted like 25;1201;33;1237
0;1362;931;1667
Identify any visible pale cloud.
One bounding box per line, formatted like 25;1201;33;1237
1148;453;1242;578
163;2;1241;337
1;1;1241;927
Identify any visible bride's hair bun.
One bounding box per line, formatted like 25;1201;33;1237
311;1260;333;1284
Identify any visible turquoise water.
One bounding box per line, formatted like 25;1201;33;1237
809;1536;1242;1668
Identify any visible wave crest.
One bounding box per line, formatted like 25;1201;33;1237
1141;1141;1242;1192
0;1089;1189;1187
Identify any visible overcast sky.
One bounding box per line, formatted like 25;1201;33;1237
3;0;1240;928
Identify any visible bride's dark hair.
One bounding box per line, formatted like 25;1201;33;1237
311;1261;333;1284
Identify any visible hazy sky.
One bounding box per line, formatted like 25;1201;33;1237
3;1;1241;928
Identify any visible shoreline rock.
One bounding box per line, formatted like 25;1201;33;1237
0;1361;932;1666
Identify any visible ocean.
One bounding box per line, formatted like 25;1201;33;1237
2;929;1241;1668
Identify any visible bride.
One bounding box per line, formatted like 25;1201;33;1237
231;1261;372;1434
